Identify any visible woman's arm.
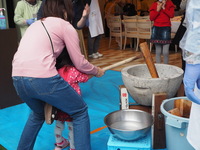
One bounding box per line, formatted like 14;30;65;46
76;4;90;29
61;22;104;76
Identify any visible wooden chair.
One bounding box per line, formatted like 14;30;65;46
123;19;139;50
106;15;124;49
137;16;150;20
137;20;153;51
123;15;138;20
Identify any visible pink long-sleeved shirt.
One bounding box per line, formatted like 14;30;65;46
12;17;98;78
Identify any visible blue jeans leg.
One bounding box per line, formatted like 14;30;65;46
13;75;91;150
18;111;44;150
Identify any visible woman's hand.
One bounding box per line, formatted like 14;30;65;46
157;1;163;12
77;4;90;28
95;67;105;77
82;4;90;19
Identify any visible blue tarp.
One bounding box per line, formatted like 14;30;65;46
0;70;166;150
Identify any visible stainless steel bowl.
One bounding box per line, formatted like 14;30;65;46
104;109;153;141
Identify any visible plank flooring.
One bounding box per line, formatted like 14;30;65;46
86;37;183;71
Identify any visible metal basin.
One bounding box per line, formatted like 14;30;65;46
104;109;153;141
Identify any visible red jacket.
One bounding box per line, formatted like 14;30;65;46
149;0;175;27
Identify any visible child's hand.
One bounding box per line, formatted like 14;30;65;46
95;67;105;77
161;0;166;9
157;2;163;12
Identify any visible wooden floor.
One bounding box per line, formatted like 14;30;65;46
87;36;183;71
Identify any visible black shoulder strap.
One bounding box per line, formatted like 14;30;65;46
41;21;54;54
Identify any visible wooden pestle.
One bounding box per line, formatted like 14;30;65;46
102;54;142;70
139;42;159;78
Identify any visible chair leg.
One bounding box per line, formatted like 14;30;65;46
150;43;152;52
123;37;127;49
175;44;178;52
109;36;112;48
136;38;139;51
120;36;122;49
130;38;133;49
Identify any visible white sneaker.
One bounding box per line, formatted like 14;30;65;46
95;52;103;57
89;53;98;59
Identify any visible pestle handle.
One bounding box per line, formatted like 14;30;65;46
102;55;141;71
140;42;159;78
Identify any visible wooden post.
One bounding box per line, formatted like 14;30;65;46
140;42;159;78
77;29;88;60
152;93;167;149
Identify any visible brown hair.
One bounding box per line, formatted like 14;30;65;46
42;0;74;23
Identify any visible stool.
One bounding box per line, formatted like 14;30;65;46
107;132;152;150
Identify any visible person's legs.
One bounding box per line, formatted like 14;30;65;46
93;35;103;57
67;122;75;150
155;44;162;63
12;77;45;150
88;32;99;59
54;121;69;150
17;111;44;150
162;44;170;64
13;75;91;150
87;31;95;55
93;35;101;54
55;121;65;143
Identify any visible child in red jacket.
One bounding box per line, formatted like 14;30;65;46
52;49;92;150
149;0;175;64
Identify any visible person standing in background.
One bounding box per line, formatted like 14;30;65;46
114;0;125;16
37;0;91;60
149;0;175;64
14;0;42;37
123;0;137;16
104;0;115;37
172;0;187;71
87;0;104;59
37;0;91;30
104;0;115;17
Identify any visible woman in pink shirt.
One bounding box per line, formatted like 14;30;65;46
11;0;105;150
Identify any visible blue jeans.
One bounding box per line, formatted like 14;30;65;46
12;75;91;150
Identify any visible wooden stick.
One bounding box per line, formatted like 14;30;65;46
152;93;166;149
140;42;159;78
102;54;141;71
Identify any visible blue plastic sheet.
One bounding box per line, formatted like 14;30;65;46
0;70;166;150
